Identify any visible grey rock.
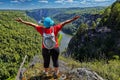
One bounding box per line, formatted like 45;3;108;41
29;55;42;68
69;68;104;80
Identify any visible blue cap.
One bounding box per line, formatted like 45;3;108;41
43;17;54;28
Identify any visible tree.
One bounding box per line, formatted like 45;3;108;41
91;21;97;29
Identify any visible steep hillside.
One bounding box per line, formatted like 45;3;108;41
99;0;120;30
66;1;120;61
0;10;42;80
63;2;120;80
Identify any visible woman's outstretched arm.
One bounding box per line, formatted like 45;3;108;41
15;18;38;28
60;16;80;26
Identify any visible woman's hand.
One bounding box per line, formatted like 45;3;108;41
60;15;80;26
73;16;80;20
15;17;38;27
15;18;23;22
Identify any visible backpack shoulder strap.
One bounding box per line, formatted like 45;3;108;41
42;28;45;36
52;26;54;33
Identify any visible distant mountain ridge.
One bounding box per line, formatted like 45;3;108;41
26;7;105;35
26;7;105;21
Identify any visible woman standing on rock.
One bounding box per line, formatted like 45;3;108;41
16;16;80;79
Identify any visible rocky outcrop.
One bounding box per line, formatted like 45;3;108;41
18;57;104;80
66;26;120;61
69;68;104;80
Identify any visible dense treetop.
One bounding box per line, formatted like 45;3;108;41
0;10;42;79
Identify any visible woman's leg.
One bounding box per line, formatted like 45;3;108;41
51;48;60;74
42;48;51;73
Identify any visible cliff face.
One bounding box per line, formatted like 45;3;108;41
66;1;120;61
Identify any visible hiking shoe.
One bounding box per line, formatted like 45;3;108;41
53;72;58;79
60;74;66;79
41;71;49;77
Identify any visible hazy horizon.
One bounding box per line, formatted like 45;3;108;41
0;0;116;10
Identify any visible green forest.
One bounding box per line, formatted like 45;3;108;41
0;1;120;80
0;11;42;79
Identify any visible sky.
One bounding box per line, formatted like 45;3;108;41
0;0;116;10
